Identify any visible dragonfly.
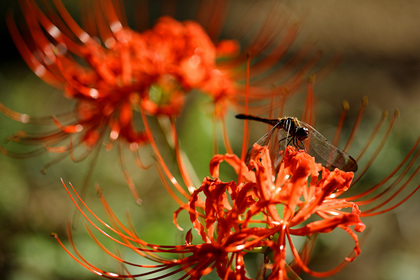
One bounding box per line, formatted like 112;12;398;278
235;114;358;172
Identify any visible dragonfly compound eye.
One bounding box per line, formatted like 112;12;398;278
296;127;309;141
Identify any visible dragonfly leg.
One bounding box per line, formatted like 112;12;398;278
277;135;290;152
286;136;295;147
297;139;307;152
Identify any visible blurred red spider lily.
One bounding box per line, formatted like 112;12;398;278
54;145;366;280
1;0;332;201
3;0;237;149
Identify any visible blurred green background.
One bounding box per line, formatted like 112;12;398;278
1;1;420;279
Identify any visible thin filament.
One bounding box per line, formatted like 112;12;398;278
343;96;368;153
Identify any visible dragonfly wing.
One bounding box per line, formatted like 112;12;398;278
245;131;269;164
266;125;288;170
299;122;358;172
246;123;285;170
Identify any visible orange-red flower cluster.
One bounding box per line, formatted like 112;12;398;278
5;0;239;152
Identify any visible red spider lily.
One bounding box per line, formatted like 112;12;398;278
1;0;332;201
177;145;367;278
54;144;366;280
4;0;237;147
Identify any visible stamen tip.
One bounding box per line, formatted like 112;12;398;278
20;114;30;123
135;198;143;205
362;96;369;106
95;184;103;197
308;74;316;83
342;100;350;111
394;109;400;118
382;110;389;120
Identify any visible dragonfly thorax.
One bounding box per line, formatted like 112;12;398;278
279;117;309;141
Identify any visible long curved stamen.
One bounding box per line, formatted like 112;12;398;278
212;112;219;155
66;139;95;163
332;100;349;147
286;228;354;278
343;96;368;153
267;86;277;120
52;0;96;45
253;45;320;90
352;109;399;185
155;164;188;211
131;144;152;169
301;74;316;125
238;53;251;184
361;165;420;216
348;136;420;201
245;23;299;79
355;110;388;162
61;180;146;246
70;142;103;226
170;120;198;193
0;102;30;123
74;183;193;258
51;232;115;278
220;117;234;154
55;224;186;279
139;107;190;199
358;143;420;216
196;0;229;41
117;141;143;204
